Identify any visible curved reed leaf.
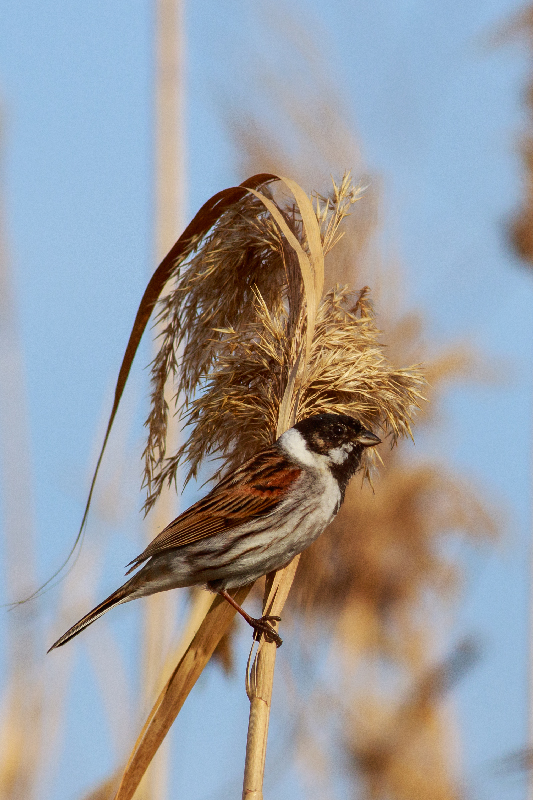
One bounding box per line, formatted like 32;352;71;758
113;588;251;800
278;174;325;300
245;185;317;361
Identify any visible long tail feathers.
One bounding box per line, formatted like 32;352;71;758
48;582;132;652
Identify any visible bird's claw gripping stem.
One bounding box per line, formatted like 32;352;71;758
217;590;283;647
251;615;282;647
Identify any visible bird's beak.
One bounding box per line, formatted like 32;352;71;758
356;429;381;448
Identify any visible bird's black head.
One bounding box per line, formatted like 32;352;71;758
292;413;381;495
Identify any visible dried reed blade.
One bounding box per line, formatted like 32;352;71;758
113;587;251;800
246;183;319;362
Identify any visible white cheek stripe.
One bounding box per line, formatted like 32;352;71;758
278;428;318;468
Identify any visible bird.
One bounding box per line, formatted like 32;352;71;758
49;413;380;651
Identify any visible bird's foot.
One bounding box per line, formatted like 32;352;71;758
251;615;282;648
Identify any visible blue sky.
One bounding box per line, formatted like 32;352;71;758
1;1;533;798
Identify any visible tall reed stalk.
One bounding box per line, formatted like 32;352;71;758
140;1;186;798
0;116;41;800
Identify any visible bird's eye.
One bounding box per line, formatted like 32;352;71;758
331;423;345;437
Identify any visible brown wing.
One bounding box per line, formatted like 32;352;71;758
126;446;302;572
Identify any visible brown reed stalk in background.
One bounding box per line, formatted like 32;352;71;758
504;6;533;267
499;9;533;800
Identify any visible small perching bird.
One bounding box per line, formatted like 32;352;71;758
49;413;380;651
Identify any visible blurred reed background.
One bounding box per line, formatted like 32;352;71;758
505;8;533;800
0;1;531;799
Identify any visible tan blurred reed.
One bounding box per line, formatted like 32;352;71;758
499;9;533;800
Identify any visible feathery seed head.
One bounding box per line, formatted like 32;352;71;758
142;175;425;512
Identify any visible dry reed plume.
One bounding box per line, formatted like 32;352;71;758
143;176;422;510
77;171;424;800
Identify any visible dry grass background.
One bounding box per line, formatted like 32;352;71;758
0;3;508;800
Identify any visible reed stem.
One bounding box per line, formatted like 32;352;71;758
242;558;300;799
